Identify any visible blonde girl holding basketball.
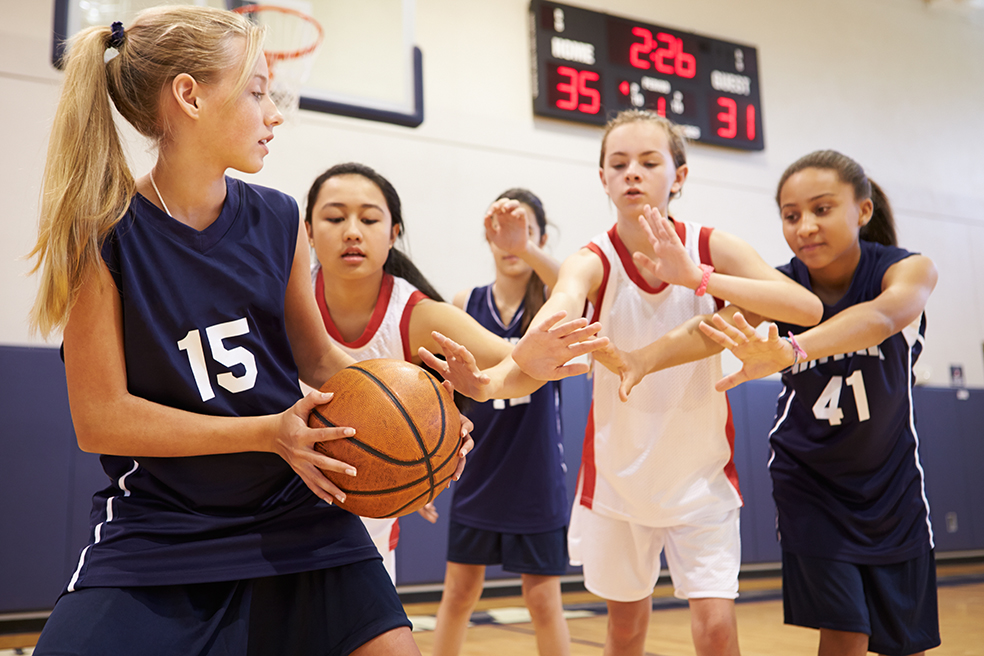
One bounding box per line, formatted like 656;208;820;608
304;165;600;590
423;110;823;656
27;7;476;654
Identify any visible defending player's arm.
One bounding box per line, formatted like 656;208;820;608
632;205;823;326
700;255;938;392
408;298;513;370
594;305;748;402
420;250;607;400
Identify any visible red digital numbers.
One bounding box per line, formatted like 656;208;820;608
628;27;695;79
715;97;738;138
713;96;757;141
555;65;601;114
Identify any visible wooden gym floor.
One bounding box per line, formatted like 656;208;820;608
1;561;982;655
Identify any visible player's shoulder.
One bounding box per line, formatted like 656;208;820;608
569;242;608;267
452;287;473;311
560;246;606;285
857;240;916;288
862;239;912;263
232;177;299;223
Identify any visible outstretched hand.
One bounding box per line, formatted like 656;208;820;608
632;204;702;289
419;334;493;402
591;341;648;402
512;310;609;381
485;199;531;256
698;312;798;391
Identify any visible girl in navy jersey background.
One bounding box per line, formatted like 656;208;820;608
698;151;939;656
26;7;466;655
431;189;571;656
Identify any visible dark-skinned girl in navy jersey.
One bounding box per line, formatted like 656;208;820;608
698;150;940;656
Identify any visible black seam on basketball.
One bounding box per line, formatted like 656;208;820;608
424;372;457;501
377;471;457;517
332;470;438;496
342;438;429;466
314;407;427;466
424;374;449;459
310;408;336;428
350;364;437;492
428;441;461;473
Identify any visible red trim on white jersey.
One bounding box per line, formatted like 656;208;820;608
400;291;427;361
316;271;395;348
610;224;669;294
584;242;610;325
578;400;598;510
388;517;401;551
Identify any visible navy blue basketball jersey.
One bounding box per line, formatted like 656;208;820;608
770;240;933;565
450;284;569;533
69;178;375;591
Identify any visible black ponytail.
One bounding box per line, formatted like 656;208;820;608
384;249;444;303
861;180;897;247
776;149;897;247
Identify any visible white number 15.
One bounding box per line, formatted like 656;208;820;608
177;317;257;402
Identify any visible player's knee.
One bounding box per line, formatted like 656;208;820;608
521;576;560;617
441;575;483;607
443;586;479;608
607;610;649;647
691;612;737;653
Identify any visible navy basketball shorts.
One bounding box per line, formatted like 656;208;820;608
781;549;941;656
446;520;568;576
33;558;411;656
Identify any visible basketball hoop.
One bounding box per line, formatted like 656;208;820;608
234;4;324;121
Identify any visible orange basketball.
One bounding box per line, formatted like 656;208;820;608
308;359;462;518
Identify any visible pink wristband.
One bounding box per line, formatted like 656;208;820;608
787;332;807;360
695;264;714;296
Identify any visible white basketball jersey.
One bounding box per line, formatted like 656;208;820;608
577;223;742;527
312;267;427;582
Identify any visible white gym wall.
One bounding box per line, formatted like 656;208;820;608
2;0;983;387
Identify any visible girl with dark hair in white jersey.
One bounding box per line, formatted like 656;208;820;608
303;165;602;591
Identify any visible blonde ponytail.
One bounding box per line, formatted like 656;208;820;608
28;25;134;338
27;6;263;339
